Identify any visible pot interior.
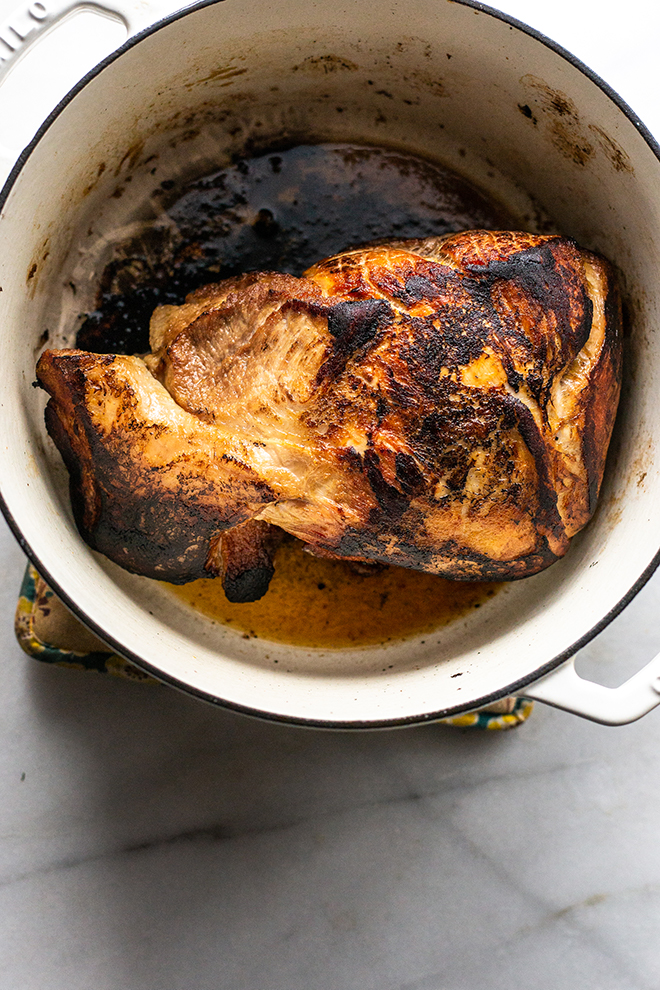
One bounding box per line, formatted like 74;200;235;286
1;0;659;724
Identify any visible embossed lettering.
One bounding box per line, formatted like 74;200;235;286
0;33;17;53
29;2;48;21
0;1;49;69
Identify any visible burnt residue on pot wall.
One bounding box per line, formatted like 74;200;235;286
26;236;51;298
519;75;633;174
76;142;518;355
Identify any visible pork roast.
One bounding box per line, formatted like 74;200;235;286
36;230;622;600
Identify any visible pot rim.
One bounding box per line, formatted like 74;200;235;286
2;0;659;728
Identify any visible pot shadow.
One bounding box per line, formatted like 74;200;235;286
24;657;533;988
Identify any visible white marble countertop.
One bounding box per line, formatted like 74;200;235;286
2;2;660;987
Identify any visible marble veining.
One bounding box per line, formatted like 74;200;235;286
2;536;660;990
2;1;660;986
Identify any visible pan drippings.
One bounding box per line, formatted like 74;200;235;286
171;538;497;649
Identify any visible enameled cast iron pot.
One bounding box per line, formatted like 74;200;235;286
2;0;660;727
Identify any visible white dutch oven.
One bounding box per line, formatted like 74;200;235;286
1;0;660;727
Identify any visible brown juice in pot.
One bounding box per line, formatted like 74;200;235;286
77;143;513;647
172;538;497;649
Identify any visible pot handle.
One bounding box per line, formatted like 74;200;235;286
0;0;178;186
0;0;134;83
515;652;660;725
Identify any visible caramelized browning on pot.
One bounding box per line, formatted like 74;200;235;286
37;230;622;600
75;143;515;355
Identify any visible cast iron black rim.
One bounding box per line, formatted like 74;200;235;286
1;0;659;728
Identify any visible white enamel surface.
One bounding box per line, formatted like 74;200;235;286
2;3;660;988
2;0;660;724
0;0;192;184
521;655;660;725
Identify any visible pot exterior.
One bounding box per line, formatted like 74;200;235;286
1;0;659;726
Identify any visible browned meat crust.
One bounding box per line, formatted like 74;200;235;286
36;231;622;597
205;519;285;602
37;351;274;582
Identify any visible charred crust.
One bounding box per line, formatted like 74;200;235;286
394;451;426;496
414;382;503;460
338;446;364;472
209;519;284;602
581;271;624;512
400;271;446;304
38;355;105;535
425;537;559;580
465;240;593;360
331;526;558;579
222;564;275;603
37;230;622;589
326;298;392;341
363;448;410;520
332;526;436;570
398;300;493;378
319;299;393;381
37;350;276;583
498;392;564;545
44;399;99;539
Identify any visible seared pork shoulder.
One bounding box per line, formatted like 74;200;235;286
37;231;622;600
